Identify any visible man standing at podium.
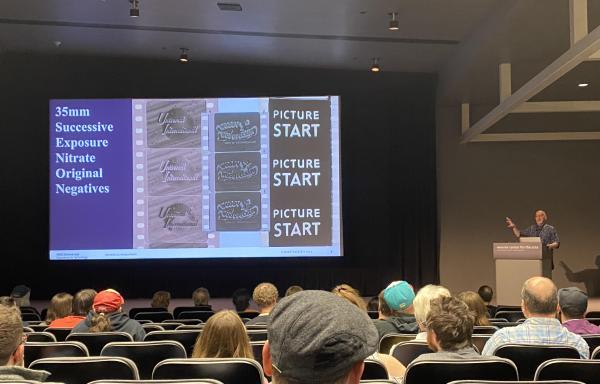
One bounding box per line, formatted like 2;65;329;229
505;210;560;278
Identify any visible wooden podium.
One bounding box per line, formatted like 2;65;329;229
493;238;543;306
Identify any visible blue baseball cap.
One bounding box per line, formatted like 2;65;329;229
383;281;415;311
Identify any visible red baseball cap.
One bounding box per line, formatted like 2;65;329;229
93;289;124;313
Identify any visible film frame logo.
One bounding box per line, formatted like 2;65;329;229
158;203;200;231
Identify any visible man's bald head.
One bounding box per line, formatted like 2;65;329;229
521;277;558;316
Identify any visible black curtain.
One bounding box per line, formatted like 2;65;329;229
0;53;438;298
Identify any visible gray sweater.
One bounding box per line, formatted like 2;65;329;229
0;365;50;382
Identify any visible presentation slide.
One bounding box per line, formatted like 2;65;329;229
49;97;341;260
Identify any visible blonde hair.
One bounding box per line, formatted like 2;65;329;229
192;310;253;359
252;283;278;308
46;292;73;323
457;291;490;326
413;285;451;326
0;305;23;364
332;284;367;312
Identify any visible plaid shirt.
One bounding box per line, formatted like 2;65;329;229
521;223;559;246
481;317;589;358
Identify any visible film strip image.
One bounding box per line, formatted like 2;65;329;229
215;152;261;192
214;112;260;151
215;192;261;231
147;149;202;196
146;100;205;148
146;195;207;248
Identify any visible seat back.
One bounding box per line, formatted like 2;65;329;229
134;312;174;322
44;327;73;341
178;311;214;322
389;341;433;366
593;346;600;359
175;325;204;331
361;359;388;380
30;356;139;384
246;329;267;342
153;358;264;384
471;335;492;354
473;326;498;335
28;324;49;332
25;332;57;342
535;358;600;383
173;306;211;318
249;341;265;367
378;333;416;354
493;311;525;322
238;312;259;320
447;380;585;384
367;311;379;319
586;318;600;326
493;344;580;380
144;330;202;357
403;358;518;384
22;313;41;322
585;311;600;319
129;307;168;318
66;332;133;356
101;341;187;379
142;324;165;333
582;335;600;357
89;380;224;384
495;305;521;313
159;322;185;330
24;341;89;367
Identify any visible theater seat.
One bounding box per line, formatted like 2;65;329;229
592;346;600;359
389;341;433;366
101;341;187;379
142;324;165;333
473;326;499;334
158;322;185;330
493;311;525;322
584;311;600;319
582;335;600;357
378;333;416;354
492;344;580;380
89;380;223;384
66;332;133;356
238;312;259;320
144;330;202;357
22;313;41;322
152;358;264;384
175;325;204;331
249;341;265;367
25;332;57;342
28;324;49;332
178;311;214;322
447;380;585;384
402;358;518;384
129;307;168;318
44;327;72;341
173;306;211;318
472;335;492;354
29;356;139;384
134;312;174;322
535;358;600;383
24;341;89;367
246;329;267;341
361;359;388;380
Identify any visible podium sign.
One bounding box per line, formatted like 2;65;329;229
493;239;543;306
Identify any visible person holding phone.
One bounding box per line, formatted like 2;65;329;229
505;210;560;278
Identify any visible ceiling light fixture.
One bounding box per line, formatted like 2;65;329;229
129;0;140;17
370;58;380;73
179;48;189;63
388;12;399;31
578;82;589;87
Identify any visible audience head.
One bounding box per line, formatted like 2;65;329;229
332;284;367;312
73;289;97;316
378;290;394;318
192;310;253;359
151;291;171;309
193;287;210;307
457;290;490;326
426;296;474;352
253;282;279;312
10;285;31;307
46;292;73;323
367;296;379;312
558;287;588;321
285;285;303;297
413;284;451;331
0;304;24;366
89;289;124;333
521;277;558;318
477;285;494;304
264;290;378;384
232;288;252;312
383;280;415;313
0;297;17;308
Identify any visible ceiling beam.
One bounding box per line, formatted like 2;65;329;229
471;132;600;142
513;101;600;113
460;24;600;143
570;0;588;46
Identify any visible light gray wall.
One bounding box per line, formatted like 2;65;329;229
437;106;600;299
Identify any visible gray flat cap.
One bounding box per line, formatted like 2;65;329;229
558;287;588;317
268;290;378;382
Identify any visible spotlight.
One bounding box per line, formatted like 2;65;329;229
388;12;399;31
179;48;189;63
370;58;380;73
578;83;589;87
129;0;140;17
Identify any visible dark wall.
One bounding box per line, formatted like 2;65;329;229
0;53;438;299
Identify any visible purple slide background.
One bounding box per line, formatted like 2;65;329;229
50;99;132;250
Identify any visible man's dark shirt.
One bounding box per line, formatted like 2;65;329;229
520;223;559;246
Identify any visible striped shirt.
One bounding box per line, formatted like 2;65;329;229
481;317;589;358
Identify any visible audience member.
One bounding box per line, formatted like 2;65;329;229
367;295;379;312
72;289;146;341
558;287;600;334
262;290;379;384
0;305;49;381
413;296;498;362
232;288;257;313
10;285;31;308
49;289;96;329
246;282;278;326
150;291;171;309
457;290;491;326
478;285;496;317
192;310;253;358
413;284;451;341
44;292;73;325
284;285;303;297
192;287;212;310
332;284;367;311
373;281;419;338
482;277;589;358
